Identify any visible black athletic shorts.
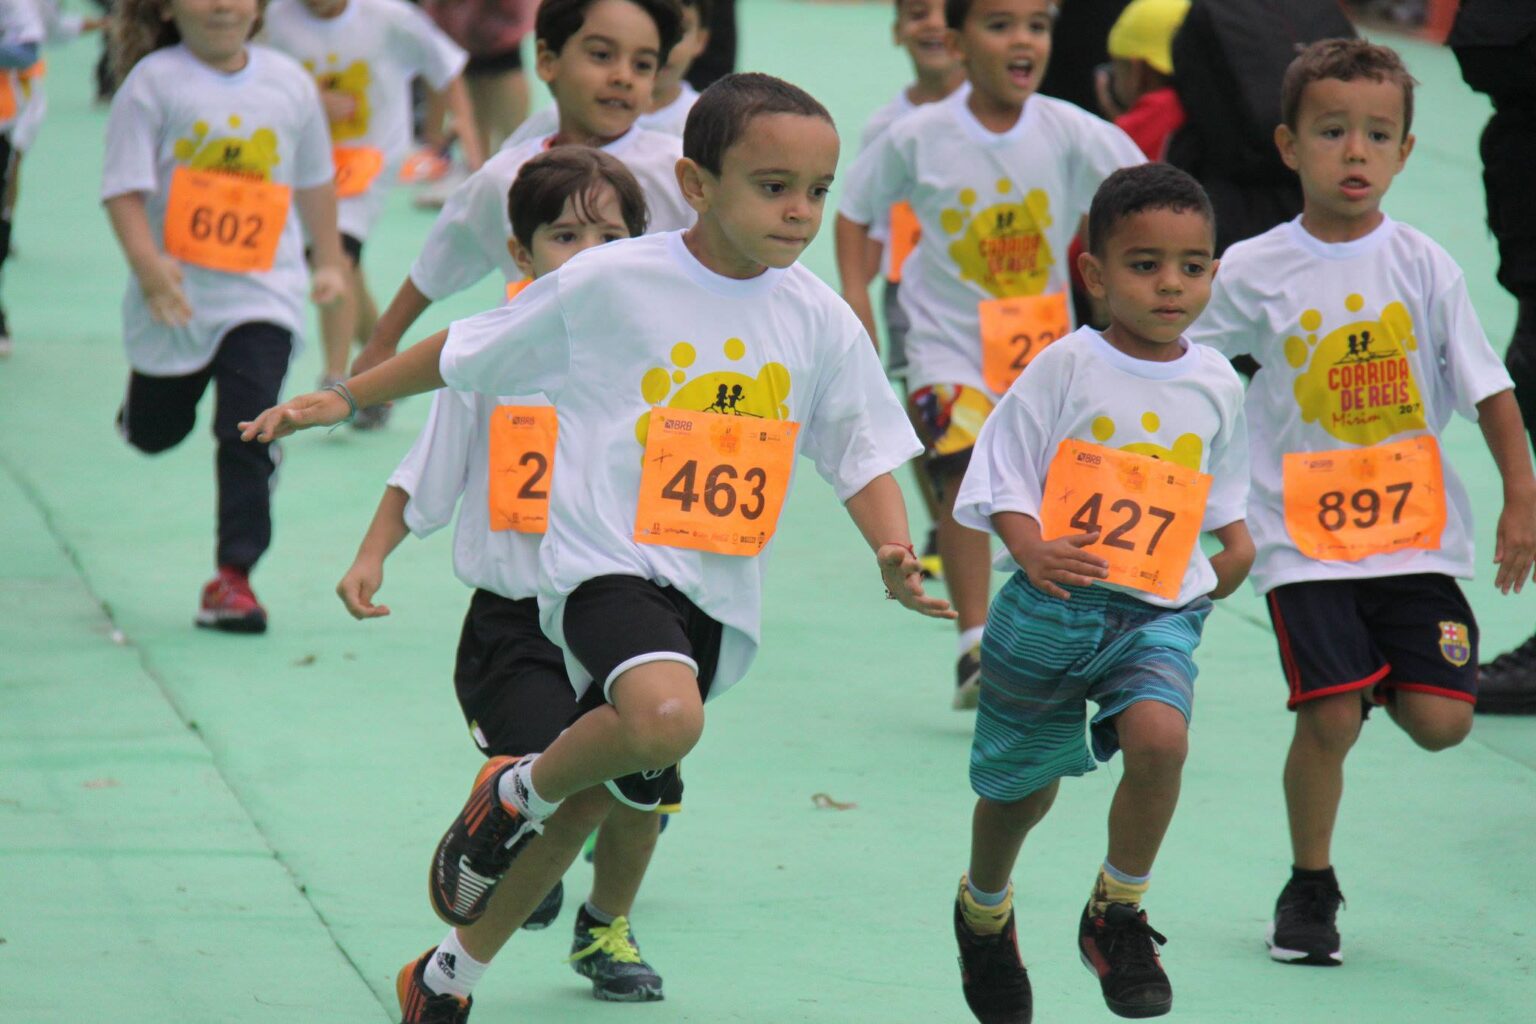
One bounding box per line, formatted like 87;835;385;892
306;232;364;266
454;589;684;811
465;47;523;76
1265;574;1478;710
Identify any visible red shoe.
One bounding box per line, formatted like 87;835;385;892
195;567;267;634
399;146;451;184
397;949;472;1023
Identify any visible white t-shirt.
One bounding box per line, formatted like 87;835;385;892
101;45;334;375
263;0;465;240
409;127;694;301
857;89;915;254
840;90;1145;396
388;388;545;600
954;327;1250;609
440;230;923;698
503;82;699;149
0;0;43;137
1188;216;1513;594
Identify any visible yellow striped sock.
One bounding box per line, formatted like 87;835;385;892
1090;865;1149;915
958;876;1013;936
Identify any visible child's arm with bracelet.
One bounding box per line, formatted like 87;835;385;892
992;510;1109;601
844;473;956;618
104;192;192;327
1477;388;1536;594
1207;520;1255;599
352;276;433;374
337;487;411;619
834;214;882;348
294;183;349;306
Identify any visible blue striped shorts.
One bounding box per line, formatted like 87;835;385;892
970;573;1211;803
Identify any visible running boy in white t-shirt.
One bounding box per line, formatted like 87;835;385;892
263;0;481;394
837;0;1144;710
102;0;347;633
951;163;1252;1023
506;0;710;147
348;0;693;391
1187;39;1536;969
240;75;954;996
335;148;677;1016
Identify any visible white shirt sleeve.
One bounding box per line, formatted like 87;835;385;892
838;130;910;229
504;105;557;150
396;2;467;90
1068;117;1147;222
1201;374;1251;531
1186;269;1259;359
292;72;338;189
440;271;571;398
100;68;162;200
1431;271;1514;421
387;390;477;537
952;352;1067;532
409;167;507;300
798;321;923;501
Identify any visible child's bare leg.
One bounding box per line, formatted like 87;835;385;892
353;267;379;346
466;69;529;153
1284;693;1364;870
935;470;991;632
1105;701;1188;878
968;782;1060;894
1383;690;1473;752
588;805;662;918
319;259;359;380
528;661;704;803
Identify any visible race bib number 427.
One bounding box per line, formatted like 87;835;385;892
634;408;799;557
1038;440;1212;599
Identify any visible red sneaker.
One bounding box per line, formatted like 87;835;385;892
195;567;267;634
399;146;451;184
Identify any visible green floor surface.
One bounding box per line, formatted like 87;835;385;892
2;5;1533;1022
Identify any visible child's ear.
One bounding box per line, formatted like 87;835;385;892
508;237;535;278
535;40;559;86
675;156;711;214
1077;249;1106;299
1397;132;1416;170
1274;123;1299;171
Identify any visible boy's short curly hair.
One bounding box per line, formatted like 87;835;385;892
944;0;1057;32
1087;163;1214;256
536;0;685;67
1280;38;1417;138
683;73;834;177
508;148;649;251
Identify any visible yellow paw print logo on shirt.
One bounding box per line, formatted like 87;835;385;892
1091;410;1204;471
636;338;792;445
173;116;281;180
306;54;372;141
941;179;1054;299
1285;294;1424;445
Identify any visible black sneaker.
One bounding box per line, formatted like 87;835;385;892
429;756;543;926
1078;902;1172;1018
954;643;982;710
523;879;564;930
920;527;943;581
568;905;664;1002
1477;633;1536;715
396;948;473;1023
1267;875;1344;966
954;891;1032;1023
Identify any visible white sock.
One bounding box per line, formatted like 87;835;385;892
958;625;986;655
421;929;488;1000
584;899;617;925
496;755;563;820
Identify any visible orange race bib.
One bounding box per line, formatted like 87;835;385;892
979;292;1070;394
163;166;290;274
1282;435;1446;562
0;73;16;121
887;201;920;284
488;405;557;534
1039;440;1212;599
332;146;385;198
505;278;531;303
633;408;800;557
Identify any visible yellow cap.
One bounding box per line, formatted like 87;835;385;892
1106;0;1191;77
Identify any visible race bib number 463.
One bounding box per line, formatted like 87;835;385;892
164;166;289;274
1038;440;1212;599
634;408;799;557
1282;435;1446;562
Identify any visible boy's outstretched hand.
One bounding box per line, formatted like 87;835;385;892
239;388;352;443
878;544;957;619
1493;488;1536;594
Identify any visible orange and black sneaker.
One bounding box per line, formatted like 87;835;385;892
195;566;267;634
429;756;543;926
397;949;472;1023
954;889;1032;1023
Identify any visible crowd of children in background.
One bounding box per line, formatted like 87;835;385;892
0;0;1522;1020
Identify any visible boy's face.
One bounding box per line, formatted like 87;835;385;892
509;184;633;279
1080;207;1216;348
537;0;663;142
167;0;260;61
894;0;953;77
654;6;708;101
949;0;1052;107
1276;77;1414;226
680;112;839;273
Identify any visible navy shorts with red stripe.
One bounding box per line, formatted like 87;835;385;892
1265;573;1479;710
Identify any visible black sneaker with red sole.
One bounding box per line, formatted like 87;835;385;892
1079;902;1172;1018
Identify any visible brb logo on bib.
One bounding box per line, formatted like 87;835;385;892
174;116;281;180
942;180;1054;298
635;338;792;445
1285;294;1425;445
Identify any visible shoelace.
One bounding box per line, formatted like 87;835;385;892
569;916;643;965
1284;881;1345;924
1099;906;1168;978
